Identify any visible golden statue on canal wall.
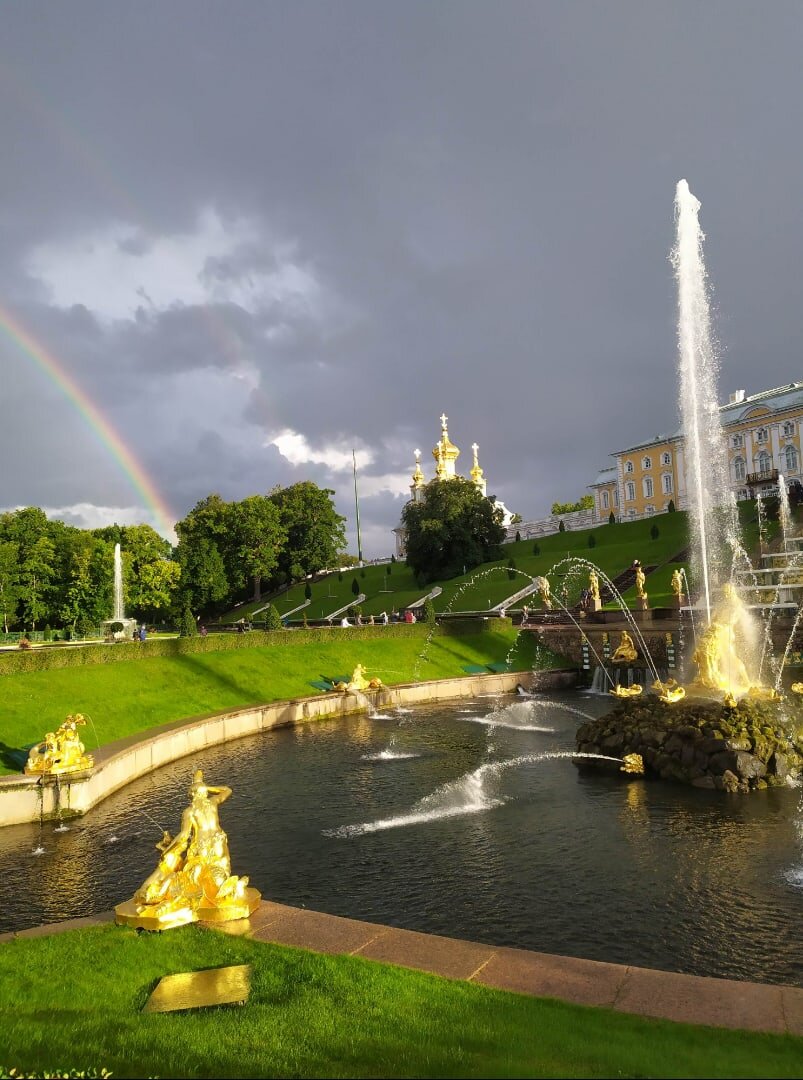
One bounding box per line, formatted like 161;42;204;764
115;769;261;931
25;714;94;776
611;630;638;663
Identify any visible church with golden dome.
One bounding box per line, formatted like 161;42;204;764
393;413;511;557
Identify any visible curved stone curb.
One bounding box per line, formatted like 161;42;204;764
2;902;800;1036
0;669;576;828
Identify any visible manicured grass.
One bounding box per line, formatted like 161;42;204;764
229;513;693;624
1;925;800;1079
0;627;545;771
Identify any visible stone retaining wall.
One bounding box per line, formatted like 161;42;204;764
0;669;573;828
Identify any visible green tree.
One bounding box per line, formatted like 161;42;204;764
175;496;231;612
179;606;198;636
558;520;566;533
507;557;517;580
588;533;596;548
403;477;506;583
532;542;540;556
608;511;616;525
668;500;676;513
19;534;56;629
96;524;178;621
304;581;312;600
229;495;285;600
263;603;282;630
551;495;594;515
269;481;346;587
650;523;660;540
60;532;108;631
351;577;360;596
0;541;21;632
422;597;437;626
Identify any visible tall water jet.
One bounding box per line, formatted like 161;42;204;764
672;180;739;624
113;543;125;623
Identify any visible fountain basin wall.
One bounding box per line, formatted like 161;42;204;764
576;698;803;792
0;669;574;828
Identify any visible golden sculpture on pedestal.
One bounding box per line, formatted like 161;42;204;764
588;569;601;606
334;664;384;692
691;584;754;698
538;577;553;610
611;630;638;663
633;560;648;604
610;683;642;698
620;753;645;774
671;568;684;602
25;714;94;775
115;769;260;931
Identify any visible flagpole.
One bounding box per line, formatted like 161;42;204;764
352;449;364;566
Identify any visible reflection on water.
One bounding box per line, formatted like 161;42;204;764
0;693;801;986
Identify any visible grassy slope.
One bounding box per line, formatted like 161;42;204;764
1;926;800;1079
0;628;542;769
226;513;693;623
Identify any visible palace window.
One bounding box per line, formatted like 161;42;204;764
757;450;772;474
662;473;673;494
661;452;671;465
642;456;652;470
613;488;619;506
756;427;768;444
625;460;634;473
602;490;610;509
643;477;654;498
732;434;743;449
783;421;795;437
733;456;746;481
626;481;636;501
784;444;799;473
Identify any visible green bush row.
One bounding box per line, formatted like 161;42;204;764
0;619;506;677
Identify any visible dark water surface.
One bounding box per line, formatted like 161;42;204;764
2;692;802;985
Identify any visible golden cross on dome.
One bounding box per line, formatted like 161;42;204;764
415;448;421;460
440;412;448;430
472;442;479;458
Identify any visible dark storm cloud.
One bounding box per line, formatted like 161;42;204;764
2;2;803;550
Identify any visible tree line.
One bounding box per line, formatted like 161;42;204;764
0;482;346;633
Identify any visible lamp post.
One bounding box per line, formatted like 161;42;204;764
353;449;364;567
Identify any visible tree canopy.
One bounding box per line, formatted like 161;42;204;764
551;495;594;515
402;478;506;583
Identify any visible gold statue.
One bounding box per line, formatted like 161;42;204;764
538;577;553;610
335;664;384;692
115;769;260;931
651;677;686;703
611;630;638;663
790;682;803;695
633;561;647;601
610;683;642;698
671;568;684;601
589;570;601;606
620;753;644;774
691;584;754;698
25;714;94;775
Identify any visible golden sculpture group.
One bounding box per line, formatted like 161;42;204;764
25;714;94;775
334;663;384;692
115;769;261;931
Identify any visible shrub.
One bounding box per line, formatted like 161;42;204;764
338;570;343;582
650;523;660;540
263;604;282;631
387;561;392;575
588;533;596;548
668;500;676;513
43;624;52;642
507;557;517;580
558;520;566;533
179;607;198;637
608;510;616;525
360;566;366;577
351;577;360;596
515;530;521;543
304;582;312;600
532;542;540;556
422;597;437;626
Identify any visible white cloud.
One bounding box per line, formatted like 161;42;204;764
25;208;322;324
358;472;411;498
269;429;373;471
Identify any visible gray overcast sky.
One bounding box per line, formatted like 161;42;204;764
2;1;802;554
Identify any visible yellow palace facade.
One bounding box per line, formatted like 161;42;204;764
590;382;803;522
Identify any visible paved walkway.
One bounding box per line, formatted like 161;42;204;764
3;902;802;1036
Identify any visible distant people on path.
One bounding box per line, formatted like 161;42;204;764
139;625;147;642
380;611;389;626
404;609;416;624
340;616;351;627
200;625;208;637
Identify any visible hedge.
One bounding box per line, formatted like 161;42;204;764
0;619;511;677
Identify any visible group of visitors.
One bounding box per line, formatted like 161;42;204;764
339;608;418;627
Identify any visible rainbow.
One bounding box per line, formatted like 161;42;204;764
0;303;176;537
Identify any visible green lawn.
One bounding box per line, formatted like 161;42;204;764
1;925;800;1079
0;627;547;772
227;513;693;624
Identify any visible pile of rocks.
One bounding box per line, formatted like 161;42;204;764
576;697;803;792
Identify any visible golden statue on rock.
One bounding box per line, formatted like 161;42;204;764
611;630;638;663
538;577;553;610
633;561;647;601
610;683;642;698
620;753;645;774
25;714;94;775
691;584;754;698
651;677;686;704
334;664;384;692
115;769;260;931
